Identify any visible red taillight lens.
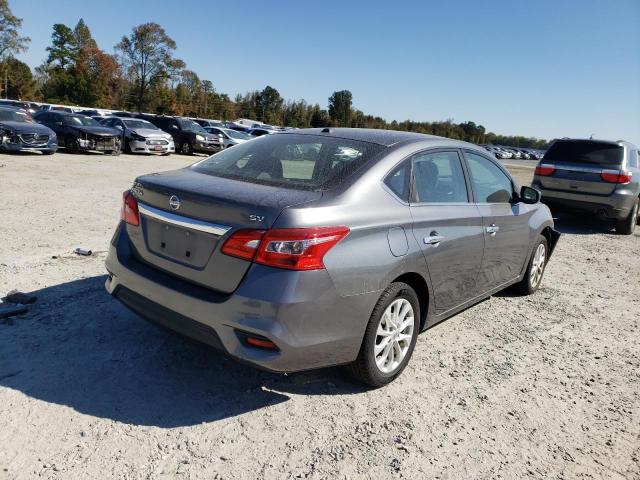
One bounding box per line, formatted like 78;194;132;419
221;226;349;270
256;226;350;270
535;164;556;176
600;170;632;184
121;191;139;226
221;229;265;260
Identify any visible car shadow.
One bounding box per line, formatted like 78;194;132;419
0;275;367;428
544;205;616;235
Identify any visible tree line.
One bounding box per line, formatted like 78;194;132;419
0;1;548;148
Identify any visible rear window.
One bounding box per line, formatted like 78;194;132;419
544;140;623;165
192;133;385;190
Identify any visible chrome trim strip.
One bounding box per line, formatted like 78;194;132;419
138;203;232;236
549;164;605;174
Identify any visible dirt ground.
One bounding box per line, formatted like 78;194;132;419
0;151;638;480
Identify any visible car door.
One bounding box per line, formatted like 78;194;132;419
462;150;531;292
409;149;485;313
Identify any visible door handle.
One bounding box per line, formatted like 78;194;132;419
486;224;500;236
424;233;445;246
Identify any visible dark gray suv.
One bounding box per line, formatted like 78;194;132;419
106;129;559;386
532;139;640;234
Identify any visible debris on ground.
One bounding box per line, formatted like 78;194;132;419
3;290;38;305
73;247;93;256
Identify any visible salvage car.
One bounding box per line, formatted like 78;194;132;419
203;126;251;148
532;138;640;234
34;111;121;154
106;128;560;386
101;117;175;155
0;107;57;154
142;115;223;155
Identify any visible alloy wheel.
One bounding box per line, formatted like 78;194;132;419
374;298;415;374
529;243;546;288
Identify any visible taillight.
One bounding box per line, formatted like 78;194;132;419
121;190;140;226
221;226;350;271
600;170;632;184
221;229;265;260
535;164;556;176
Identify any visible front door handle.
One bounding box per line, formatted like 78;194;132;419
486;224;500;236
424;232;445;246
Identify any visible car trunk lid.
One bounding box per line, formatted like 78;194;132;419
127;168;322;293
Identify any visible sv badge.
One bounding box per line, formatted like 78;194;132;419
249;215;265;222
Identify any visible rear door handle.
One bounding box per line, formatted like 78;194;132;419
486;224;500;235
424;233;445;246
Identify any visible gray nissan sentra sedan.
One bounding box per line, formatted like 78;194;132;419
105;128;560;386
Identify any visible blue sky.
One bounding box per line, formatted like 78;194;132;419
11;0;640;144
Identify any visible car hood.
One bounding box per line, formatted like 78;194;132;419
132;128;172;139
73;125;120;136
0;121;54;135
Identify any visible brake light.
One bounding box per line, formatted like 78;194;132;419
535;164;556;176
600;170;632;184
121;191;140;226
221;229;265;260
221;226;349;270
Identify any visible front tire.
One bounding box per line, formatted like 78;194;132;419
348;282;420;387
515;235;549;295
615;198;639;235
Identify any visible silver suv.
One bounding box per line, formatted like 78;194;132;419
532;139;640;234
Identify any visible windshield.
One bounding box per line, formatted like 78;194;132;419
0;110;30;122
544;140;623;165
192;133;385;190
177;118;206;133
224;129;250;140
64;115;100;127
123;119;158;130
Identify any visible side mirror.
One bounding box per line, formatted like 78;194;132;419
520;185;541;204
115;125;123;130
55;121;63;126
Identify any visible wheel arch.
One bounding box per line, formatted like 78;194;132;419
390;272;430;331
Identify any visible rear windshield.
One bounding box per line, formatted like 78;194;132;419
191;133;385;190
544;141;623;165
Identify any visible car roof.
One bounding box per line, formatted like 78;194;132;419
280;127;476;148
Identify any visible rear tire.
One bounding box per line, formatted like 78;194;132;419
615;198;639;235
180;141;193;155
515;235;549;295
348;282;420;387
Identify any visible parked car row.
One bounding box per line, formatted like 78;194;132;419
482;145;545;160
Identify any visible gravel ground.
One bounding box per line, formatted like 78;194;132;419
0;152;638;480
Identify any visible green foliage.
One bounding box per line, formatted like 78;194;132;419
328;90;352;127
0;0;29;60
115;22;185;111
46;24;77;68
1;56;35;98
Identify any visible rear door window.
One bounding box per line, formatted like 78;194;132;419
192;134;384;190
544;140;624;166
412;151;469;203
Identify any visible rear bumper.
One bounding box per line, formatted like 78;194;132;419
533;182;636;220
105;224;378;373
